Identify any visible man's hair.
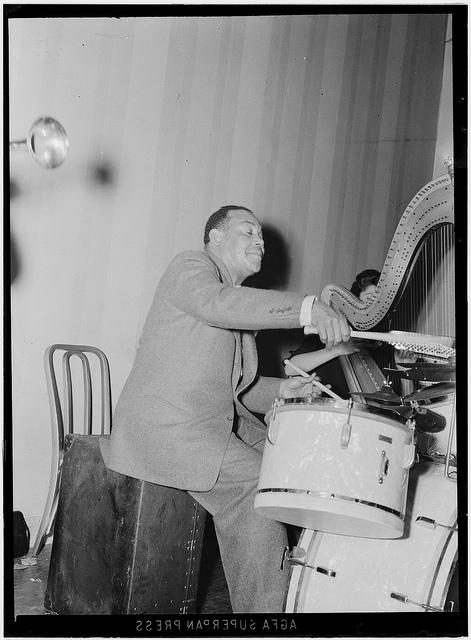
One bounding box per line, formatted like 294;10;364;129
350;269;381;298
203;205;253;245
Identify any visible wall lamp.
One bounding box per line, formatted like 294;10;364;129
10;116;69;169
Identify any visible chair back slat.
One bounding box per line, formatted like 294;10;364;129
62;351;93;435
46;344;112;436
31;343;112;557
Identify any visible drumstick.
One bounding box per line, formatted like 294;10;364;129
283;359;344;402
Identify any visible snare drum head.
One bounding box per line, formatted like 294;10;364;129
265;396;348;422
267;396;409;426
278;397;345;407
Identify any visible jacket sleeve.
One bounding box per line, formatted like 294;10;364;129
167;252;306;331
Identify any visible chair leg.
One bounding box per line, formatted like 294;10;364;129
30;465;62;557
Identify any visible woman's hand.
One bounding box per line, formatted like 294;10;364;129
279;373;323;399
394;349;418;365
332;339;362;357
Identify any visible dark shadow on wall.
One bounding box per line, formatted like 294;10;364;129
10;179;22;284
245;224;303;378
10;233;21;284
244;224;290;292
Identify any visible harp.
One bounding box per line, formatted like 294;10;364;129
320;172;455;476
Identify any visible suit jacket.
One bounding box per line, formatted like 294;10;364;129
102;249;306;491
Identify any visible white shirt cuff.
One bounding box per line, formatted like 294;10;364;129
299;295;317;326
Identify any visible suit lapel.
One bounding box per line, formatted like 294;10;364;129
204;250;257;393
232;330;243;390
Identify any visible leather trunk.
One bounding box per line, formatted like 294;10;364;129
45;434;207;614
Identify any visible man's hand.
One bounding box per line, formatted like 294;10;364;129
279;374;323;399
310;300;350;348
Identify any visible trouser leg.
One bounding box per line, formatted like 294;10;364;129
189;433;289;613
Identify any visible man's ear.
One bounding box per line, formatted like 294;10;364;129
208;228;223;246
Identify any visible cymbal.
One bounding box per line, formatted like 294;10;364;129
384;365;455;382
350;385;401;404
355;401;446;433
391;362;454;368
403;382;456;402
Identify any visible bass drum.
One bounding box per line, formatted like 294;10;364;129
284;461;458;612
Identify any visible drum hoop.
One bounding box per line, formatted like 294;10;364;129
426;527;458;610
362;405;410;427
271;399;412;429
426;393;455;409
278;397;348;407
257;488;405;519
289;528;319;613
441;553;460;611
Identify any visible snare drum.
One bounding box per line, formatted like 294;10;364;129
254;397;415;538
284;461;458;612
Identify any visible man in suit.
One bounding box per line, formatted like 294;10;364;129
103;205;350;612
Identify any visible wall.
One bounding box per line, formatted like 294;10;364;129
433;15;453;178
8;13;449;536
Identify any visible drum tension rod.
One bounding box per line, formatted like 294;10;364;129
280;546;336;577
390;591;453;612
415;516;458;532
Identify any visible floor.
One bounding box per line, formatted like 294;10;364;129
13;546;52;617
13;517;232;616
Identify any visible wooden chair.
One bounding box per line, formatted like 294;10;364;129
30;344;111;557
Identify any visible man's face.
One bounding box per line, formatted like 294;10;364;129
216;210;265;283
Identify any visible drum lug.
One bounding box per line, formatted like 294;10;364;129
390;591;450;612
340;401;354;448
281;545;336;577
403;443;416;469
267;418;280;445
340;422;352;448
267;398;283;443
415;516;458;533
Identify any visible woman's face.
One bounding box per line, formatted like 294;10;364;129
359;284;377;302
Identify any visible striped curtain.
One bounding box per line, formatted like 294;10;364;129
9;12;449;521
